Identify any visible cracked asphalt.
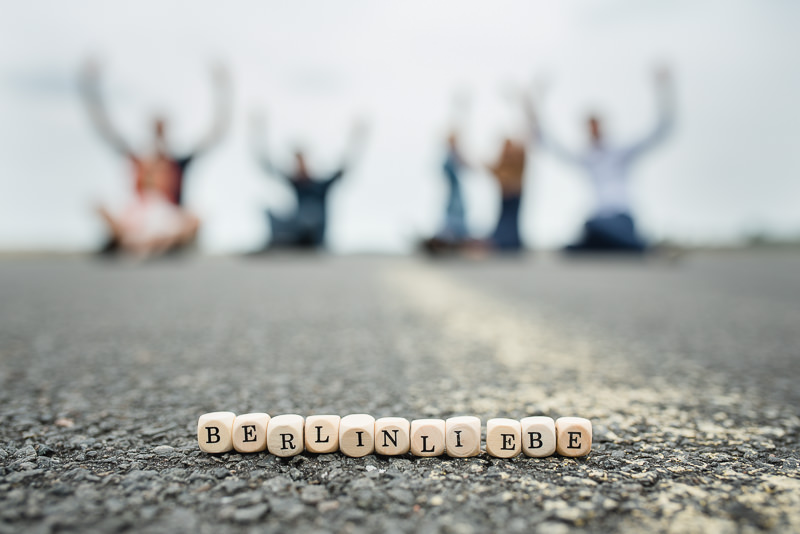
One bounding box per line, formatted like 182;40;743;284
1;251;799;533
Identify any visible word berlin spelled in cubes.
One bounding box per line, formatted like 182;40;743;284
197;413;592;458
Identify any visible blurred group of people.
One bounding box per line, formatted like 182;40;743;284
81;60;369;258
426;67;674;256
80;60;674;258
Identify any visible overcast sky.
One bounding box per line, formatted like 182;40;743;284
1;0;799;252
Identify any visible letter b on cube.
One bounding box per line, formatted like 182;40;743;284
520;416;556;457
198;412;236;454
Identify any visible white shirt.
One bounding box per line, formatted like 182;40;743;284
537;102;672;217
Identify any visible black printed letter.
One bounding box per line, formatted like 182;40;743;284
501;434;515;450
280;433;296;450
242;425;257;442
567;431;581;449
421;435;435;453
315;425;330;443
527;431;543;449
382;429;398;448
205;426;220;444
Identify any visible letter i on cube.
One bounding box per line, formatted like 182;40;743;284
339;414;375;457
445;416;481;458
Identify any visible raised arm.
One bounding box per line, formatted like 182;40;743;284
336;118;369;173
626;66;675;158
188;63;232;157
445;130;470;170
249;111;290;180
521;79;584;165
446;88;472;162
534;121;585;165
79;59;133;156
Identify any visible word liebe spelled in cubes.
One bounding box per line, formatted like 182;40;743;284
197;413;592;459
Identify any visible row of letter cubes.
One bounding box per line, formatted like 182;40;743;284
198;413;591;458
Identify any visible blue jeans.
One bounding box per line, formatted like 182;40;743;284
268;211;326;248
490;195;522;251
435;162;469;242
566;213;646;252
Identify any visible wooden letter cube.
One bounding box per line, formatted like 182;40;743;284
267;414;305;457
445;416;481;458
197;412;236;454
339;414;375;457
232;412;270;453
555;417;592;457
374;417;410;455
520;416;556;457
410;419;445;457
486;418;521;458
304;415;341;454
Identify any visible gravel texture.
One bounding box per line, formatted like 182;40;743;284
0;252;799;533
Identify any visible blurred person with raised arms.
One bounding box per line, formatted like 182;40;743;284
250;114;367;250
422;129;472;255
424;92;472;254
531;67;674;252
485;134;530;252
80;59;231;257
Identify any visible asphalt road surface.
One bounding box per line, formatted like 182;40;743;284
1;251;799;533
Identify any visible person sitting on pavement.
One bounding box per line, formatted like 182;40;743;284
251;115;367;250
80;59;230;257
96;155;199;258
531;67;675;252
